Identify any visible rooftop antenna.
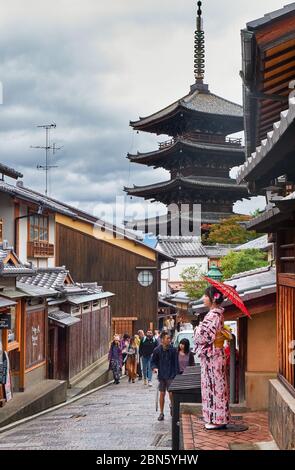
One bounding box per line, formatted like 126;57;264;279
31;123;62;196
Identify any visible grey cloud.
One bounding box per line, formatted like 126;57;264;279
0;0;283;218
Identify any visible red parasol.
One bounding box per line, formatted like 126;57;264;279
203;276;251;318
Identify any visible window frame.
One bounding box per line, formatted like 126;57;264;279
28;212;49;243
137;270;154;287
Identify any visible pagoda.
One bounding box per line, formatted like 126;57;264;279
125;1;249;235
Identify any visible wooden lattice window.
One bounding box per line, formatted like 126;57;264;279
28;214;49;242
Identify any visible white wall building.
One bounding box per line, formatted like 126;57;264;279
156;236;208;295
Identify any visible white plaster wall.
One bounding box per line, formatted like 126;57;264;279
19;204;28;264
160;256;208;295
0;193;14;246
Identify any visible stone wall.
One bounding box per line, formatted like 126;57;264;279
269;379;295;450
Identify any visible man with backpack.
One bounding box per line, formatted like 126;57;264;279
139;330;158;386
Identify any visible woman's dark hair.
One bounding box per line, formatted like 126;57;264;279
204;285;224;305
178;338;190;354
123;333;130;341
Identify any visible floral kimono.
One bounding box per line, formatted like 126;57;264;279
194;306;230;426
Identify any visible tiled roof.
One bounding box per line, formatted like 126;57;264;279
17;283;58;298
0;248;35;277
125;176;249;195
0;297;17;308
169;290;191;304
131;88;243;128
237;96;295;184
17;268;115;303
0;162;23;180
0;180;77;218
192;265;276;315
18;267;70;290
0;180;173;261
128;139;245;162
48;310;81;326
246;2;295;30
233;235;272;252
203;245;237;258
66;292;114;305
156;236;207;258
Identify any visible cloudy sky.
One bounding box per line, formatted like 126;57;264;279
0;0;287;222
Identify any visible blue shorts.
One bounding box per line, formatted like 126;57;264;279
158;379;173;392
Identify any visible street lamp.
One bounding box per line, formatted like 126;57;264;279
207;264;222;281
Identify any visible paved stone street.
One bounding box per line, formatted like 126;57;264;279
0;377;172;450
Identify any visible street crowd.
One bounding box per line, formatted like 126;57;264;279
108;285;235;429
108;320;194;421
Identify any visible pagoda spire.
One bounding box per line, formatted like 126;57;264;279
194;1;206;84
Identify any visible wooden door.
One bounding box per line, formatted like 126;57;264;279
112;318;136;337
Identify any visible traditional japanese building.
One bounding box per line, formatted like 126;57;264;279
125;1;249;235
237;3;295;450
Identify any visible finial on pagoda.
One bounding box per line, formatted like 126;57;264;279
191;1;208;92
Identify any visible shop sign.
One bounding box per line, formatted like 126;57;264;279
0;315;11;330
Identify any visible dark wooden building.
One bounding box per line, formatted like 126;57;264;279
55;214;173;336
19;268;114;386
0;247;51;400
125;2;249;235
0;170;174;339
237;3;295;450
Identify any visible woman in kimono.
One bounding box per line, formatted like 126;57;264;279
194;285;231;430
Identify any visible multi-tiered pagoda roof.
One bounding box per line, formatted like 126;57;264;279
125;1;249;231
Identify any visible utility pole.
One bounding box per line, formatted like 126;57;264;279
31;123;62;196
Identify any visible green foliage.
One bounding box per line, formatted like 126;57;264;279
220;249;268;280
180;265;207;301
250;208;265;218
202;215;259;245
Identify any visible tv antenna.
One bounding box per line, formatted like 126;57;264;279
31;123;63;196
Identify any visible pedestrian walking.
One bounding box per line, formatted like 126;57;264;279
121;333;130;375
193;285;231;430
139;330;158;386
166;315;175;339
154;330;161;346
108;335;123;384
178;338;195;374
151;331;179;421
137;330;145;380
126;337;138;383
176;316;184;333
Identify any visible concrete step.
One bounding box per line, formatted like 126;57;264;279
67;357;113;399
0;379;67;428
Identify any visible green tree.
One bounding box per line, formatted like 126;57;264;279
180;265;208;301
220;249;268;280
202;215;259;245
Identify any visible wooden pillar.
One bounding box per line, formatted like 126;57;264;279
19;299;26;391
14;202;20;257
238;317;248;404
